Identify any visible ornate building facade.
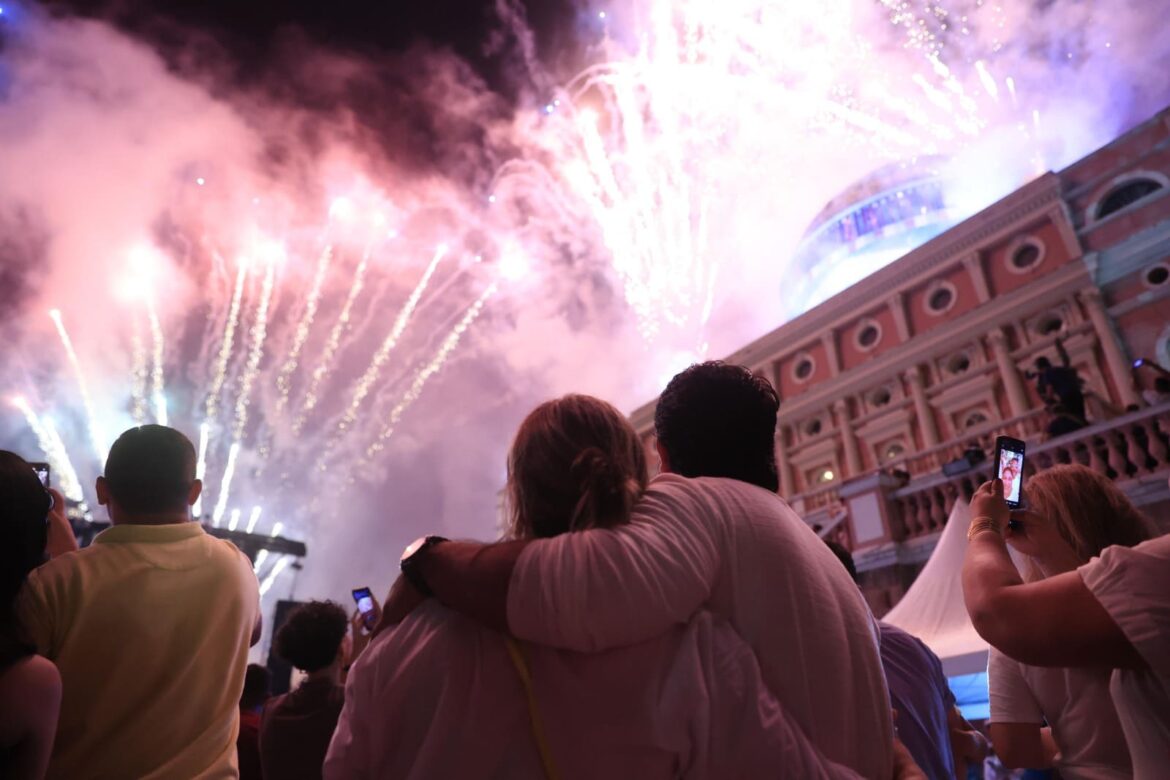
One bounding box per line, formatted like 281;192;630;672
630;105;1170;615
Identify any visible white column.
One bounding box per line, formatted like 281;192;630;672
833;399;863;477
1080;288;1142;409
988;327;1029;417
888;293;911;342
904;366;940;447
821;331;841;378
963;253;991;304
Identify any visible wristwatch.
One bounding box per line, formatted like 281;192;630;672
400;535;449;597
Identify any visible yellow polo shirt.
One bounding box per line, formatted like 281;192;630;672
18;521;260;780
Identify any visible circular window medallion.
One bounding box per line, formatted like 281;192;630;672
1006;237;1045;274
868;386;893;408
964;411;989;430
945;352;971;376
1034;311;1064;338
791;352;816;383
854;319;883;352
883;442;906;461
924;281;958;316
1144;263;1169;289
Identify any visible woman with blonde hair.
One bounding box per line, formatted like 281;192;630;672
976;464;1156;777
328;395;865;779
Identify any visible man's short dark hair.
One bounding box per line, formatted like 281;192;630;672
654;361;780;491
1034;356;1052;371
274;601;348;673
824;540;859;584
104;425;196;514
241;664;271;710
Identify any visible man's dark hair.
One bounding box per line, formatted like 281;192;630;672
1034;356;1052;371
1155;377;1170;393
824;540;859;584
240;663;271;710
654;361;780;491
104;425;197;514
274;601;348;673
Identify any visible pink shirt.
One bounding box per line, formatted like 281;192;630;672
507;475;894;779
325;602;861;779
1079;533;1170;778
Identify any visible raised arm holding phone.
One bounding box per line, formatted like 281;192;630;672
962;473;1170;777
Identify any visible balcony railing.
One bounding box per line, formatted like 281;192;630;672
887;401;1170;543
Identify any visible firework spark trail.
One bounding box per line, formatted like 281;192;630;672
294;246;374;434
41;417;87;503
205;259;248;423
275;245;333;413
211;441;240;526
48;309;107;463
232;256;277;442
192;421;210;518
259;554;292;596
146;296;168;426
10;397;85;502
252;549;269;573
245;505;262;534
129;316;149;424
228;508;242;532
365;282;497;459
332;245;448;441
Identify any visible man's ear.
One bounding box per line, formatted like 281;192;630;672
188;479;203;508
655;439;672;474
96;476;110;507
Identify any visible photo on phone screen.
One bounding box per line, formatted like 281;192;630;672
994;436;1025;509
30;462;50;489
352;587;376;629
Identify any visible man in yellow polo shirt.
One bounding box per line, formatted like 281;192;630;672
18;425;262;779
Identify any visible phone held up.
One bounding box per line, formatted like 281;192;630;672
993;435;1026;510
352;587;377;632
30;462;51;489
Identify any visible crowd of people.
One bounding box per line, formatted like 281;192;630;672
1;361;1168;779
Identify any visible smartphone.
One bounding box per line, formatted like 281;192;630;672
352;587;377;631
993;436;1026;509
30;462;50;489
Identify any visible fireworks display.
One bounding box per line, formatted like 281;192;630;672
1;0;1167;602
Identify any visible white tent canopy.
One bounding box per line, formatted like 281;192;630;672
882;500;990;675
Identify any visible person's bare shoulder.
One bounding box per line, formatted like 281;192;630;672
0;655;62;727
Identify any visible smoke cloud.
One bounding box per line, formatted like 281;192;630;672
1;0;1168;631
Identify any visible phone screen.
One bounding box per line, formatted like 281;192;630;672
994;437;1025;508
352;587;376;628
31;462;50;489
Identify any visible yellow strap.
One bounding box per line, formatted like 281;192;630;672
505;637;561;780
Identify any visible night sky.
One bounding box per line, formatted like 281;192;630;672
41;0;581;93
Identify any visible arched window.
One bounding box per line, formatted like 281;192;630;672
1092;176;1166;222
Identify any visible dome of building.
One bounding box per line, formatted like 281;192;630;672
789;156;962;312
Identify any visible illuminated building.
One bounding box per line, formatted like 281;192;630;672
631;105;1170;614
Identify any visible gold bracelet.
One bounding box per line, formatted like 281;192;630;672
967;517;1002;542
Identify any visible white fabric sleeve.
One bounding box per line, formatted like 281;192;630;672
323;659;371;780
1079;534;1170;684
685;614;862;780
507;508;721;652
987;647;1044;724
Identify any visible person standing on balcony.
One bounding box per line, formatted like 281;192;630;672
963;466;1168;779
373;362;896;779
1032;337;1087;436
